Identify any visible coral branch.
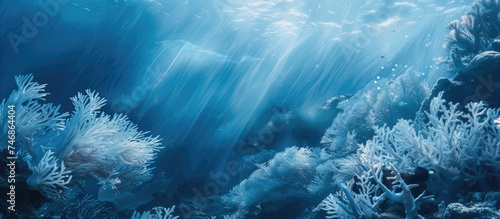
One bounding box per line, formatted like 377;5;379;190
27;150;72;203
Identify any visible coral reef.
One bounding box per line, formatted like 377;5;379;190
53;89;162;191
425;0;500;118
222;147;321;217
131;206;179;219
3;1;500;218
442;0;500;72
26;150;72;202
321;69;429;158
0;74;165;216
320;92;500;218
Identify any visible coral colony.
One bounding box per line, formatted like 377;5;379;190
1;75;176;218
1;0;500;219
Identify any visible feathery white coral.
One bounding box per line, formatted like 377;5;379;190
222;147;319;212
131;206;179;219
27;150;72;202
1;74;164;206
16;101;68;135
320;171;378;219
8;74;48;104
360;92;500;191
54;90;162;190
1;74;67;153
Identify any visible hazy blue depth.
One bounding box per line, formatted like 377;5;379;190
1;0;470;178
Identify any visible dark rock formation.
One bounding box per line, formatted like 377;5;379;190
462;51;500;79
492;38;500;52
420;51;500;112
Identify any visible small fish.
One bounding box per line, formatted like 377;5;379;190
71;3;91;12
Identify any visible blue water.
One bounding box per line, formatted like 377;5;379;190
3;0;498;218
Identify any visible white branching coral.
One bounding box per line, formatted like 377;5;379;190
321;92;500;218
371;165;434;219
3;75;68;133
97;170;122;190
53;89;162;190
1;74;68;153
360;92;500;190
321;161;434;219
320;171;378;219
131;206;179;219
27;150;72;202
0;74;164;205
7;74;48;104
321;69;428;159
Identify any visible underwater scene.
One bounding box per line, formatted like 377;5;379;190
1;0;500;218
